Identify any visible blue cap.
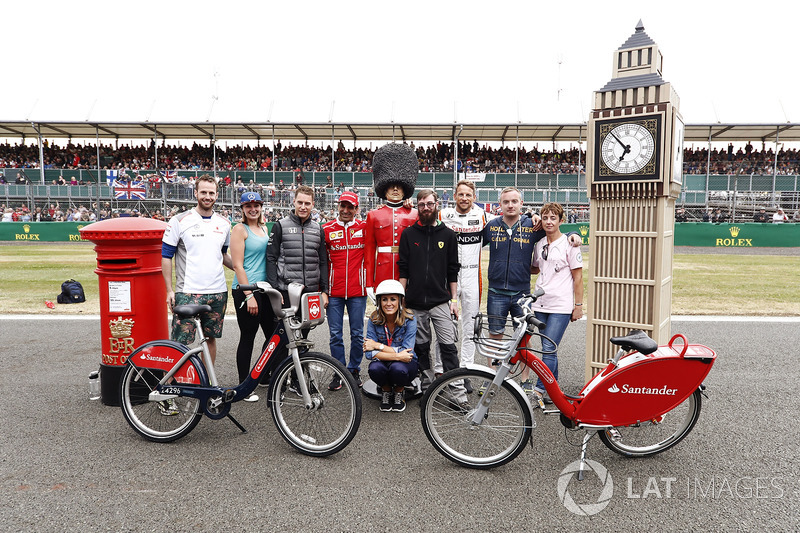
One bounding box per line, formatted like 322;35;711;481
240;192;263;204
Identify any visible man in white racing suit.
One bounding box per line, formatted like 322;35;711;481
436;180;488;392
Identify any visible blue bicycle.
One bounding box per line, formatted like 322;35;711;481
119;282;362;456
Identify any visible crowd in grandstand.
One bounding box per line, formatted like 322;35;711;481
3;139;800;176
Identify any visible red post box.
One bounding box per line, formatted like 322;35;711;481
80;217;169;405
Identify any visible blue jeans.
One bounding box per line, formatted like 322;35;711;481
533;311;572;393
327;296;367;373
486;291;524;334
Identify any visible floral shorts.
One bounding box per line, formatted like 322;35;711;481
171;292;228;345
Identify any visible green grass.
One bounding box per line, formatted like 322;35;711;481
1;243;798;316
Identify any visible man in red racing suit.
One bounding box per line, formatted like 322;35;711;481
323;191;368;388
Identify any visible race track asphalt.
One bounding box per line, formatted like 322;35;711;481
1;315;799;532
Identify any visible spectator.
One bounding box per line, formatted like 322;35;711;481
753;208;768;223
363;279;418;412
162;175;233;371
397;189;462;399
230;191;274;402
266;184;329;348
529;203;583;406
773;208;788;223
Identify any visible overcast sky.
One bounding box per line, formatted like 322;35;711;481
3;0;798;130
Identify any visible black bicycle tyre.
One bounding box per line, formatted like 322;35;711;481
119;362;203;443
598;388;702;457
420;368;533;469
268;352;362;457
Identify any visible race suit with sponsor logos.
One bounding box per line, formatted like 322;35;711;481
438;204;489;365
323;218;367;298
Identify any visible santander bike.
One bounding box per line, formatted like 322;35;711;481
119;282;361;457
419;290;715;472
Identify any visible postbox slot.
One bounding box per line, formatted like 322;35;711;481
98;258;138;269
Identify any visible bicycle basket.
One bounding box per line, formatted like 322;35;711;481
472;312;520;362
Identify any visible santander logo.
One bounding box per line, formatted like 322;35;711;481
608;383;678;396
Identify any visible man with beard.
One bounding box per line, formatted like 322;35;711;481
162;174;232;366
398;189;464;403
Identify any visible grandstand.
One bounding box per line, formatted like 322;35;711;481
1;120;799;223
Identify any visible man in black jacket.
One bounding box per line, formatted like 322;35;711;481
398;189;464;401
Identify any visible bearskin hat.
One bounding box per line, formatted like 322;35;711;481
372;143;418;200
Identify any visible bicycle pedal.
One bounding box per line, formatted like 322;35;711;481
224;389;236;402
608;428;622;441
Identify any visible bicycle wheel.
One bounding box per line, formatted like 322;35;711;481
598;389;702;457
120;362;203;443
268;352;362;457
420;368;533;469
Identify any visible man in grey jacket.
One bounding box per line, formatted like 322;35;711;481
266;184;329;307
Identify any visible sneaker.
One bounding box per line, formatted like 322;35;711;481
521;380;535;395
288;374;302;396
243;393;259;403
380;391;393;412
531;391;546;410
158;399;179;416
477;381;489;397
328;375;343;391
392;391;406;412
350;370;362;388
464;378;473;394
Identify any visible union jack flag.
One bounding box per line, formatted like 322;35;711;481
160;170;178;182
113;180;147;200
475;202;495;213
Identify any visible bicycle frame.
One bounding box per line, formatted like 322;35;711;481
124;290;325;418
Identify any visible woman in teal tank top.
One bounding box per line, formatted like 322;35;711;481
230;192;275;401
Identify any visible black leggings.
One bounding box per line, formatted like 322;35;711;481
232;288;276;383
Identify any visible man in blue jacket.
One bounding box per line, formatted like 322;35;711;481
483;187;579;394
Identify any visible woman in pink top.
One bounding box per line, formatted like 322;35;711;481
530;202;584;404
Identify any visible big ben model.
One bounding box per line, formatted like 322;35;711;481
585;21;685;380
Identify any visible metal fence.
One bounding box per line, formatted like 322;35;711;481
3;169;799;224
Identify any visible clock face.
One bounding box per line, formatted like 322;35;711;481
600;122;656;174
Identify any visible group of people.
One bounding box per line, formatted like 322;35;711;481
160;143;585;415
6;138;800;175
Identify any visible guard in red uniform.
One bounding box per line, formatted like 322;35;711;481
364;143;419;302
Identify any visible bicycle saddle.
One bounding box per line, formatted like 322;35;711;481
609;329;658;354
173;304;212;318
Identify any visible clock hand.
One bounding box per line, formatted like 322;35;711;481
610;131;631;160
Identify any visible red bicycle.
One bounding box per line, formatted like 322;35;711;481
419;291;715;471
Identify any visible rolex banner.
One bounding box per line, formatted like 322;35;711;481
0;221;797;247
558;223;798;248
672;223;799;248
0;222;88;242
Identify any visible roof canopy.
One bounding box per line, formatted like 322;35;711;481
1;121;798;144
